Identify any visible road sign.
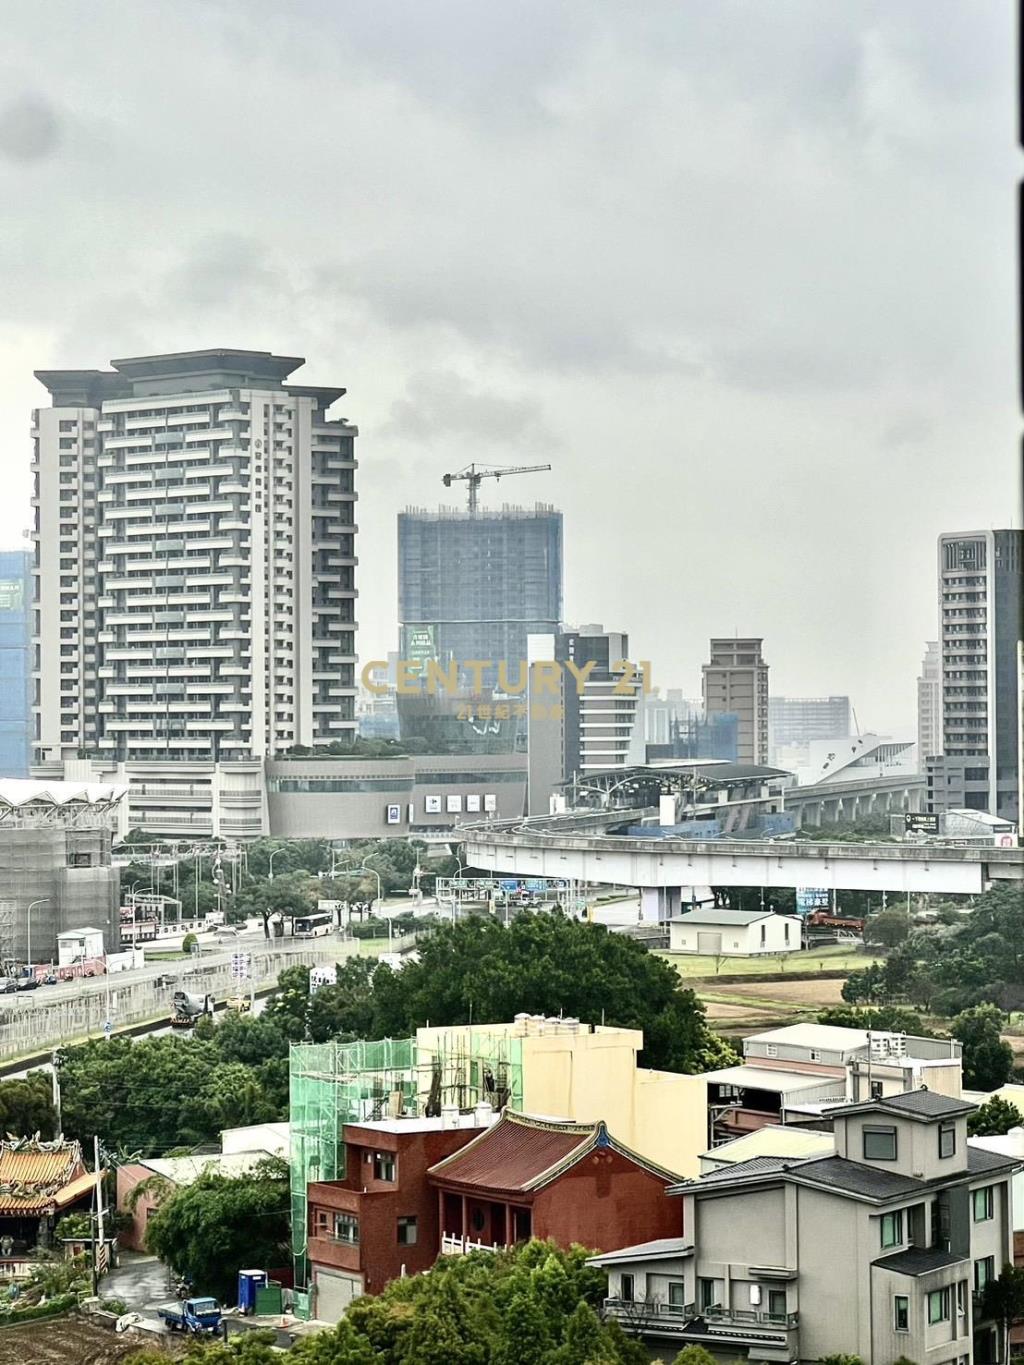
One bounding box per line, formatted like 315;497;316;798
103;1019;112;1036
230;952;251;981
795;888;830;915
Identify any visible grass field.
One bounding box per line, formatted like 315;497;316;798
654;945;882;979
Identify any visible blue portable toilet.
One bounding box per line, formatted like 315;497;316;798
237;1269;268;1313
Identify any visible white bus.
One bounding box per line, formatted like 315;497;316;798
293;911;334;938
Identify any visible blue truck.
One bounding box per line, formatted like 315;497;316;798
157;1296;223;1334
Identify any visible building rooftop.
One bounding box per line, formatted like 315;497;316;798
874;1247;968;1277
699;1064;840;1095
0;780;128;810
427;1110;681;1193
346;1113;496;1135
825;1091;975;1122
587;1238;693;1267
670;908;779;927
701;1126;834;1167
138;1151;278;1186
746;1023;874;1053
0;1139;93;1216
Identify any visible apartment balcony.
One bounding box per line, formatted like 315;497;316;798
602;1298;798;1356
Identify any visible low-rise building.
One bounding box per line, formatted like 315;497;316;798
591;1092;1019;1363
703;1023;962;1144
0;1138;97;1278
307;1111;492;1319
668;908;802;957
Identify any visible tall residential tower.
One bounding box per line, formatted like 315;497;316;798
926;530;1022;822
32;349;357;836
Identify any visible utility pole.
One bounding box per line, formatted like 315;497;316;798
51;1049;62;1137
91;1134;105;1296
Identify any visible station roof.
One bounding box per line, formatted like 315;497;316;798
0;781;128;810
564;762;790;788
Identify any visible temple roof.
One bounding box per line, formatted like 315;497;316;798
0;1138;93;1215
427;1110;681;1195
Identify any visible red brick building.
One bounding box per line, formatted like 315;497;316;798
428;1111;683;1258
307;1114;491;1321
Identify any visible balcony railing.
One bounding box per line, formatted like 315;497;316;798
603;1297;798;1338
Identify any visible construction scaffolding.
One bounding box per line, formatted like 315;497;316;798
289;1029;524;1280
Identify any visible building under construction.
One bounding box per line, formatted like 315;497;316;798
289;1029;524;1277
0;781;125;965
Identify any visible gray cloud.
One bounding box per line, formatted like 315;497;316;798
385;371;555;448
0;93;61;162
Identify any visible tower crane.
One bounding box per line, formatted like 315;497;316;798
441;462;552;514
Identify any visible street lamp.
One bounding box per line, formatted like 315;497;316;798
268;848;287;881
347;866;388;943
26;898;53;971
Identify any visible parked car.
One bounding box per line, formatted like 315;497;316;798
16;976;39;991
0;979;17;995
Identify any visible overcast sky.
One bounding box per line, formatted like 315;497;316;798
1;1;1018;734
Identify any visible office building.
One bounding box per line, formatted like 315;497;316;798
397;505;562;686
768;695;850;768
526;625;645;814
917;641;942;765
30;349;357;837
927;530;1023;823
702;638;769;765
592;1092;1015;1363
0;551;33;777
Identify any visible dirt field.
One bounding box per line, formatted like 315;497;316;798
0;1318;174;1364
709;977;848;1006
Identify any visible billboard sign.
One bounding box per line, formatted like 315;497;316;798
795;887;830;916
0;579;23;612
904;813;939;834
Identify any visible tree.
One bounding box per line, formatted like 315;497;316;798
863;909;910;949
817;1357;863;1365
950;1004;1014;1091
144;1157;290;1303
967;1094;1024;1137
359;911;736;1074
980;1263;1024;1365
817;1006;935;1037
0;1072;58;1138
671;1348;718;1365
181;932;199;955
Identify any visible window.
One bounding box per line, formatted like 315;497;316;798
938;1121;956;1159
894;1294;909;1332
397;1216;418;1246
333;1213;358;1245
699;1277;717;1310
864;1126;898;1161
767;1289;787;1319
974;1256;995;1294
373;1153;395;1182
619;1274;634;1303
765;1044;778;1059
928;1287;950;1324
784;922;790;944
880;1211;904;1249
667;1281;685;1308
973;1187;994;1222
760;923;766;946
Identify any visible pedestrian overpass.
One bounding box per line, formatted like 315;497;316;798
460;812;1023;896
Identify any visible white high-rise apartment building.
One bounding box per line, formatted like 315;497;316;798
926;530;1022;823
916;640;941;764
31;349;357;838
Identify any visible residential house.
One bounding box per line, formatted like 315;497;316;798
668;908;802;957
591;1092;1019;1364
703;1023;963;1143
306;1110;493;1321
